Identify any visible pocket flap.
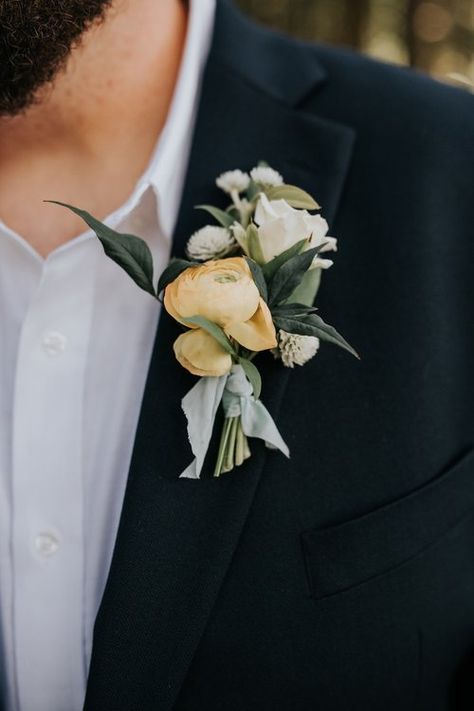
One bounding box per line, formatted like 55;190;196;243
301;447;474;599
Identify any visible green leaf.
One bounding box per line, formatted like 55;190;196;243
245;258;268;302
272;303;317;318
273;314;359;359
288;267;322;307
246;179;260;202
184;316;238;357
196;204;235;228
268;247;320;307
226;205;241;220
261;238;308;282
246;224;265;264
239;358;262;399
157;259;196;296
45;200;155;296
265;184;321;210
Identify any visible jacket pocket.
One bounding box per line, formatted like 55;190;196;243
301;447;474;600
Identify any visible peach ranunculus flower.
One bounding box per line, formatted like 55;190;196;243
164;257;276;376
173;328;233;377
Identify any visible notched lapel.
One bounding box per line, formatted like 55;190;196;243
84;4;356;709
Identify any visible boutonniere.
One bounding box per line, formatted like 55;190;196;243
47;164;358;478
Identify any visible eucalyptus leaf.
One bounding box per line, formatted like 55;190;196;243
288;267;322;307
268;247;320;307
273;316;315;336
246;224;265;265
246;179;260;202
272;303;317;318
225;207;241;226
273;314;359;359
45;200;155;296
184;316;237;357
157;259;196;296
196;204;236;228
261;238;308;282
239;358;262;399
245;258;268;302
265;184;321;211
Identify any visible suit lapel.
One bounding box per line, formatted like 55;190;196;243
84;2;355;709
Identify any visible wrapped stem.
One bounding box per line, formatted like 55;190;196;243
235;418;251;466
214;415;251;477
222;417;239;473
214;417;234;478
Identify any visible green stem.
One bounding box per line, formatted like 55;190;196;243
235;418;245;467
222;416;239;473
230;189;242;212
214;417;234;478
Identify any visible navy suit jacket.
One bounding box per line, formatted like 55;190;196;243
3;1;474;709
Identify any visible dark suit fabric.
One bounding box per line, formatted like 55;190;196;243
50;1;474;710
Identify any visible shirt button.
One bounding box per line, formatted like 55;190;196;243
34;532;61;558
42;331;67;356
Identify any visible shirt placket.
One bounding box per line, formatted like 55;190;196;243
11;239;97;711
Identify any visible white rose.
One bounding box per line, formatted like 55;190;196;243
254;193;337;267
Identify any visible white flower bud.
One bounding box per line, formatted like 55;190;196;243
273;330;320;368
216;170;251;195
250;166;284;188
186;226;237;262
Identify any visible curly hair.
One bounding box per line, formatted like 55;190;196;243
0;0;114;116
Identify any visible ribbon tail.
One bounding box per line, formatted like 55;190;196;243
240;398;290;459
179;374;228;479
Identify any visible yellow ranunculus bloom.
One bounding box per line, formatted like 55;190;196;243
226;298;276;352
173;328;233;377
164;258;260;329
165;258;277;375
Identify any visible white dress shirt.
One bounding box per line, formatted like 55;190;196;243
0;2;216;709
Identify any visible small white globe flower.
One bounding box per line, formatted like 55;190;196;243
273;330;320;368
250;166;284;188
186;226;237;262
216;170;251;195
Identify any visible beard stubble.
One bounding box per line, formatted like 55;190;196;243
0;0;114;117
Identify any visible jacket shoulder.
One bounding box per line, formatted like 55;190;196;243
217;4;473;175
219;2;473;139
307;42;473;142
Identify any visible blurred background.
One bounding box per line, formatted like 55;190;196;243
237;0;474;90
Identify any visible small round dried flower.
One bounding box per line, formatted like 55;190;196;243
186;226;237;262
250;166;284;188
273;330;320;368
216;170;251;195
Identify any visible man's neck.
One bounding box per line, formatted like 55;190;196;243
0;0;188;257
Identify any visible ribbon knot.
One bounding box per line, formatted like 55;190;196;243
222;365;253;417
